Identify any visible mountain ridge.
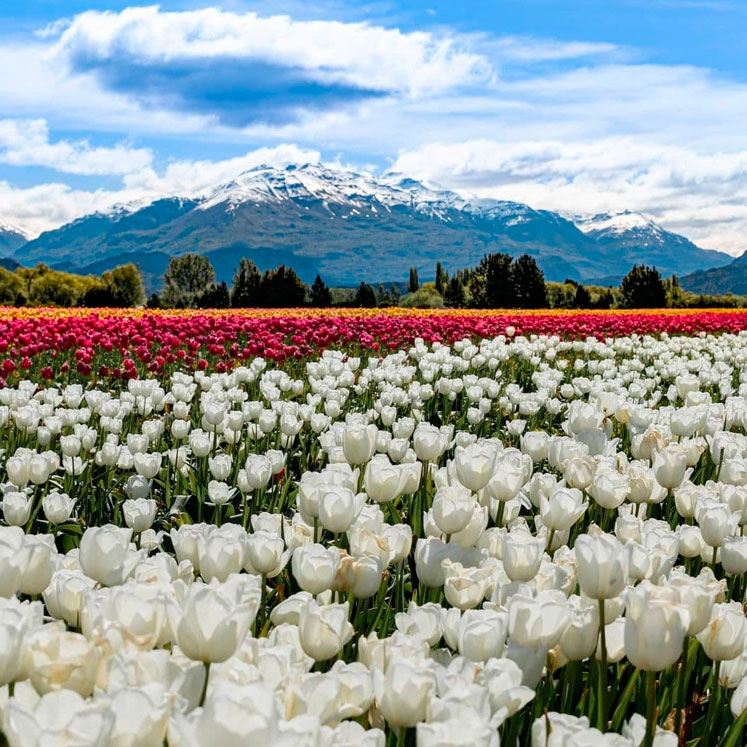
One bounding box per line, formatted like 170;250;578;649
10;163;735;288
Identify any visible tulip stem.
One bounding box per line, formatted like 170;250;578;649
597;599;608;732
642;670;657;747
674;636;689;739
546;528;556;553
703;660;722;741
255;573;267;637
495;500;505;528
199;662;210;708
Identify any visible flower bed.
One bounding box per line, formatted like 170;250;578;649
0;317;745;743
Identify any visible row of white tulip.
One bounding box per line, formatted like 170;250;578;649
2;332;747;744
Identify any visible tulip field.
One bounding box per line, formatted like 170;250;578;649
5;308;747;746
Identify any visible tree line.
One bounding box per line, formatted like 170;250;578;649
0;252;738;310
0;263;144;308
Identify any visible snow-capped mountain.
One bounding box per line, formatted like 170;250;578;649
16;163;732;288
567;209;730;283
0;220;32;255
574;211;660;236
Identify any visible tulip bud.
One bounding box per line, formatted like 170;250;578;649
697;602;747;661
575;533;629;600
42;491;75;525
292;543;340;594
624;581;690;671
502;530;545;583
79;525;137;586
123;498;157;533
432;486;475;536
169;578;258;663
298;600;354;661
2;491;31;526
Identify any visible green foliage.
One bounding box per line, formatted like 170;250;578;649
196;281;231;309
353;282;378;308
547;282;576;309
408;267;419;294
310;275;332;308
257;265;307;308
434;262;446;295
376;284;394;308
443;275;466;308
400;285;445;309
574;283;593;309
162;254;216;308
231;259;261;308
469;253;516;308
101;264;145;307
513;254;548;309
14;263;100;307
620;264;667;309
0;267;26;305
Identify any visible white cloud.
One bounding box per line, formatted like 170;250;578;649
489;36;621;63
1;143;322;237
0;119;152;175
50;6;491;98
0;181;120;238
123;144;321;196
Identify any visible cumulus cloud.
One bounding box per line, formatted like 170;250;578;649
47;6;491;126
0;119;152;175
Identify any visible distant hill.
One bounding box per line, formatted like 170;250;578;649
12;163;733;288
681;253;747;295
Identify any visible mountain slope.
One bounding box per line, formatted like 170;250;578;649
574;211;732;284
681;252;747;295
0;221;32;255
16;164;731;288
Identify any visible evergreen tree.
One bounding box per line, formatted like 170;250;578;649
377;284;393;307
231;258;261;307
469;253;515;308
196;281;230;309
594;289;614;309
162;254;216;308
435;262;446;295
620;265;667;308
353;282;378;307
257;265;307;307
513;254;548;308
408;267;419;293
574;283;592;309
146;293;162;309
443;275;466;308
310;275;332;307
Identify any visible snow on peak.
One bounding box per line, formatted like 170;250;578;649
573;211;660;235
199;162;532;223
0;219;33;240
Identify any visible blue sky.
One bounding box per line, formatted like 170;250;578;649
1;1;747;254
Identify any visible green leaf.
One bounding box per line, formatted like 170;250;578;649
720;709;747;747
611;668;640;732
